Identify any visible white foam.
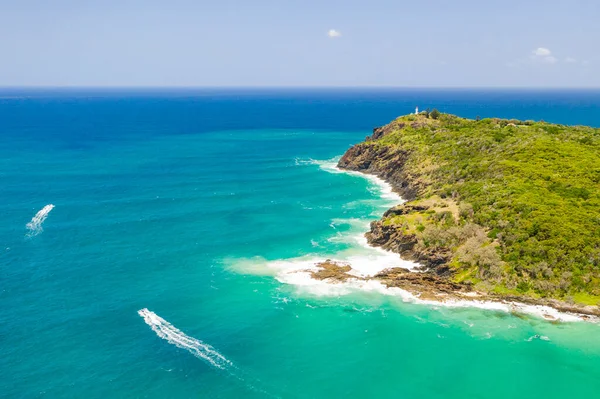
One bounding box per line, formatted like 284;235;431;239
229;251;416;297
273;269;593;323
26;204;55;237
416;296;589;323
526;334;551;342
296;157;402;204
329;217;369;228
138;308;233;369
232;239;416;278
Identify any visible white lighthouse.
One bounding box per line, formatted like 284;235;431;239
415;106;419;115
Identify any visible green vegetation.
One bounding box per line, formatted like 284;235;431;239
372;113;600;304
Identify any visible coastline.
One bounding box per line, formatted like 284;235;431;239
232;157;600;323
331;154;600;322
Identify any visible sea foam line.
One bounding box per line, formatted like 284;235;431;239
274;266;592;323
296;157;402;203
138;308;233;369
26;204;55;237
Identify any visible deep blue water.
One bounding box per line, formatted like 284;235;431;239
2;89;600;398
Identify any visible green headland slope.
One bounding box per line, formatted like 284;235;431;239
339;113;600;306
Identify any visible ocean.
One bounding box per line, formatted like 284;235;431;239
2;88;600;398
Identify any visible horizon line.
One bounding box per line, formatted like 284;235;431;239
1;85;600;91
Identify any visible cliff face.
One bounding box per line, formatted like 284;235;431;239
336;113;600;308
338;126;445;273
338;142;418;200
365;204;453;275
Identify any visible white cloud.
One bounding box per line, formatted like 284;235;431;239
509;48;587;68
327;29;341;38
531;47;557;64
565;57;589;66
533;47;552;57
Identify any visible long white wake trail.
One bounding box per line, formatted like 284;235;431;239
138;308;233;370
26;204;55;237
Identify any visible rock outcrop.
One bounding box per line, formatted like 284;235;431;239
310;261;353;282
338;143;419;201
338;143;449;272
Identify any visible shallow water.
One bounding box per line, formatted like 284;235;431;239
2;89;600;398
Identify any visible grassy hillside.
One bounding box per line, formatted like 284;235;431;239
362;113;600;305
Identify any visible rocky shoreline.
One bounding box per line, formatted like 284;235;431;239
309;261;599;321
329;125;600;320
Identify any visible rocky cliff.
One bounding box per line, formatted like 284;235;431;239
338;135;418;201
338;124;449;274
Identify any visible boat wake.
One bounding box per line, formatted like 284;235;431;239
138;308;233;370
26;204;55;237
138;309;281;397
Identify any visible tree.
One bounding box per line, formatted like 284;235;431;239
430;109;441;119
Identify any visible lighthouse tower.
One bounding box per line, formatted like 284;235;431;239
415;106;419;115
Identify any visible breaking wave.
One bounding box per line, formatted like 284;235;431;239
26;204;55;237
296;157;402;203
138;308;233;370
227;156;416;294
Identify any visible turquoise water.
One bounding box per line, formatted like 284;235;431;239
2;89;600;398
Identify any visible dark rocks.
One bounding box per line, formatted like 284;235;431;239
310;260;353;282
337;143;418;201
374;267;473;300
369;122;406;140
365;221;416;253
383;204;430;217
308;262;600;317
365;219;452;274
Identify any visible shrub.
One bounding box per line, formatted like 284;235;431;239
517;281;531;293
459;202;474;220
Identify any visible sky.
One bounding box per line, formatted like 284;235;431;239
0;0;598;87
